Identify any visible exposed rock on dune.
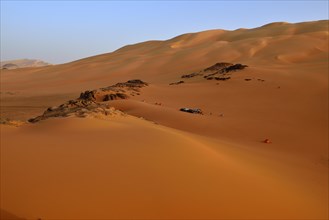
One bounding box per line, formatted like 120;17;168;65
83;79;148;101
28;79;148;123
103;93;128;101
0;118;25;127
169;80;185;85
181;72;202;78
27;61;246;123
179;108;203;114
28;99;124;123
204;62;233;71
178;62;247;82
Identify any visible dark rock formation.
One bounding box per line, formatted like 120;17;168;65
204;62;233;71
181;72;202;79
224;64;248;72
127;79;146;84
215;77;231;81
169;81;185;85
112;79;148;88
0;118;25;126
103;93;128;101
28;79;148;123
180;108;203;114
28;99;99;123
79;90;97;101
175;62;248;83
202;62;248;81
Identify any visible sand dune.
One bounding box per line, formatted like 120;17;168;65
1;20;328;219
1;117;327;219
1;20;327;95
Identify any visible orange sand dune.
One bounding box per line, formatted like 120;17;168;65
1;20;328;219
1;117;327;219
1;20;327;95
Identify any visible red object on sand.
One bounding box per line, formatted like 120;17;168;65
263;139;271;144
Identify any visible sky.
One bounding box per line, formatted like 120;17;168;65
1;1;328;64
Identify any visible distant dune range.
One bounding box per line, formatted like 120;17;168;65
0;20;328;219
0;59;50;70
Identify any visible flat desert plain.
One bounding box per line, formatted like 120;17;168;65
1;20;328;219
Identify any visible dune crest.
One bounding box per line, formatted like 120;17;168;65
1;20;328;95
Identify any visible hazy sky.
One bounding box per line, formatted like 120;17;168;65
1;1;328;64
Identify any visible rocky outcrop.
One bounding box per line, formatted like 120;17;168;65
79;90;97;101
111;79;148;88
28;100;122;123
180;108;203;114
204;62;233;71
178;62;248;82
169;81;185;85
224;64;248;72
103;93;128;101
77;79;148;102
181;72;202;79
206;76;231;81
28;79;148;123
0;118;25;126
203;63;248;80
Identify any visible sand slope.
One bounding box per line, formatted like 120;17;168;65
1;116;327;219
0;20;328;219
1;20;327;95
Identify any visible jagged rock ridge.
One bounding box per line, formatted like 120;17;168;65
28;79;148;123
